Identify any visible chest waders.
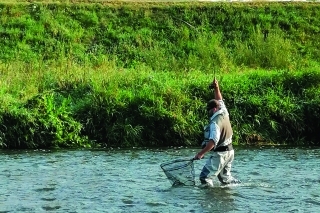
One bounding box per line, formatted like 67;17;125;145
199;112;240;185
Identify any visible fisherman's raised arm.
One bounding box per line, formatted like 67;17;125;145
209;78;222;100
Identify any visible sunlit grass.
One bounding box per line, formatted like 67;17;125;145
1;59;320;148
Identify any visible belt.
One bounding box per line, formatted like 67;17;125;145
214;143;233;152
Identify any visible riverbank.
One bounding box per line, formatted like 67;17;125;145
0;1;320;148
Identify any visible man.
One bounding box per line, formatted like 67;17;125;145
194;78;240;186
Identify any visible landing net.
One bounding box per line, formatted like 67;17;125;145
160;158;195;186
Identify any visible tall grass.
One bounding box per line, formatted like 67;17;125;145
0;60;209;148
1;59;320;148
232;29;297;69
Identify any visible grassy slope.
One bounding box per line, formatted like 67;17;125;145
0;1;320;149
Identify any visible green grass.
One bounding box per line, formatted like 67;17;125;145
1;60;320;148
0;1;320;148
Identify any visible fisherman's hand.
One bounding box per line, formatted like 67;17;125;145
209;79;219;90
213;79;219;89
194;153;204;160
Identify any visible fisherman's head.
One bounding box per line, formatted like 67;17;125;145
206;99;220;117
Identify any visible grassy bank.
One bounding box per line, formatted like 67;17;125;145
1;1;320;70
0;1;320;148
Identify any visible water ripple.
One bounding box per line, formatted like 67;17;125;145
42;205;61;211
34;187;56;192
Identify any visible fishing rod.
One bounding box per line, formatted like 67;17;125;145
172;15;217;88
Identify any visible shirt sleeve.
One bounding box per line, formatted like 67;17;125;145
209;122;220;146
218;100;229;116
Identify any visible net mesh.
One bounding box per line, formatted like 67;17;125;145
160;158;195;186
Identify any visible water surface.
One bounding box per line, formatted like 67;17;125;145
1;147;320;212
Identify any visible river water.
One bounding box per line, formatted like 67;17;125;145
0;146;320;212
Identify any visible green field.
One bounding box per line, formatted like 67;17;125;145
0;1;320;149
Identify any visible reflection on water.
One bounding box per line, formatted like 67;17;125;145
0;147;320;212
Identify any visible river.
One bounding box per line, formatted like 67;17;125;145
1;146;320;212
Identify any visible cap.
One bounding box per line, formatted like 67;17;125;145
206;99;220;111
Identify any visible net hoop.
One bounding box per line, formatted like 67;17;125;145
160;158;195;186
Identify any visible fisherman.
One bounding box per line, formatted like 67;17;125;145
194;78;241;186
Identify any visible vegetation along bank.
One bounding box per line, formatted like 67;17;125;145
0;1;320;149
